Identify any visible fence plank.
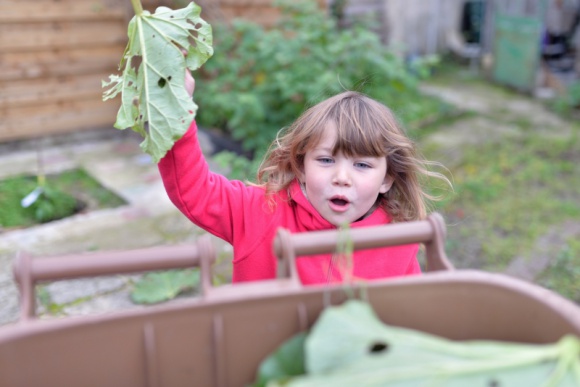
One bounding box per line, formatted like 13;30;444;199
0;21;126;52
0;98;120;142
1;73;114;108
0;45;125;82
0;1;126;23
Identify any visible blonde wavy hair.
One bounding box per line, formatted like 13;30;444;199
254;91;450;222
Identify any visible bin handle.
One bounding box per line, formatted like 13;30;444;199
273;212;454;281
13;235;216;321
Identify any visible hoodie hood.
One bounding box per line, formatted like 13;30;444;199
286;179;390;232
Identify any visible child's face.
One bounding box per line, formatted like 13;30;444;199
300;123;394;226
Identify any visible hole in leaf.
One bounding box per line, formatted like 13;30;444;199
158;78;166;88
488;380;500;387
368;341;389;354
187;31;200;47
167;76;172;81
187;21;200;35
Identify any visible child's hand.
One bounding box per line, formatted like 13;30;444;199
185;69;195;97
182;49;195;97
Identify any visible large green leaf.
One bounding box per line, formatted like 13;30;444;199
131;269;200;304
103;2;213;162
266;300;580;386
253;332;307;387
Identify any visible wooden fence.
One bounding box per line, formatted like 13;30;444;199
0;0;325;143
0;0;133;142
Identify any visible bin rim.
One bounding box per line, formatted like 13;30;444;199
2;269;580;341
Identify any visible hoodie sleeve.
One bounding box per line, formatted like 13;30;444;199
157;120;265;245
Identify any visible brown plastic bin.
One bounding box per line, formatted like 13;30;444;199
1;213;579;387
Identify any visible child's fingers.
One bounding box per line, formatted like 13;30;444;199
185;69;195;97
180;48;195;97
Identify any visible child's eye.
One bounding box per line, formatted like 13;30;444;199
317;157;334;164
354;162;371;169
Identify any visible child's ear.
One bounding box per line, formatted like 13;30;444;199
297;166;305;184
379;174;395;194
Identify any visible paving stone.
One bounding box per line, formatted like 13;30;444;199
505;221;580;282
0;252;19;325
0;129;225;326
44;276;130;305
0;281;19;326
58;289;141;318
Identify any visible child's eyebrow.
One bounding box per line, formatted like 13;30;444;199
312;145;334;152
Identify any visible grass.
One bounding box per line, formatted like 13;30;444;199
386;88;458;133
538;238;580;303
417;61;580;301
441;135;580;266
0;169;126;229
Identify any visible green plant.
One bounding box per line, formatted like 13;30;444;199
253;332;307;387
196;0;436;160
8;143;81;225
552;81;580;116
26;187;79;224
212;150;263;181
0;169;125;228
253;300;580;385
131;269;200;304
539;241;580;303
102;0;213;162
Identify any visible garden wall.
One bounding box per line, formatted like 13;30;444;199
0;0;325;143
0;0;133;142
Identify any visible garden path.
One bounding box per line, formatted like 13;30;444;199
0;129;230;325
420;78;580;283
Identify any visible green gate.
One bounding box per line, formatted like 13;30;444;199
491;0;547;91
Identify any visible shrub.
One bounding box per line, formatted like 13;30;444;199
195;0;433;165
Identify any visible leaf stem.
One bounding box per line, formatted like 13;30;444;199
36;139;46;188
130;0;143;16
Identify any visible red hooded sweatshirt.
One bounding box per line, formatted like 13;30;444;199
158;121;421;285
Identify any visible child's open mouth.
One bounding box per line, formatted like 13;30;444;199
329;197;350;212
331;198;348;206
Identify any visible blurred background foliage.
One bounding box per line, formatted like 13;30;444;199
194;0;449;179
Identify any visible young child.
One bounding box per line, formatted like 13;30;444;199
158;75;449;285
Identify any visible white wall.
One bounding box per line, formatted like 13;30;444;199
382;0;465;56
335;0;469;57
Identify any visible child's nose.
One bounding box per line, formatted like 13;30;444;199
332;165;352;186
